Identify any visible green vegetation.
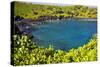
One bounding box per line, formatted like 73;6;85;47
14;2;97;21
11;1;97;66
11;34;97;66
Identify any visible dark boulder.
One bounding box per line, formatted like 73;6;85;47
14;16;24;21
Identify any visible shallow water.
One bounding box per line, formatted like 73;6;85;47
32;19;97;51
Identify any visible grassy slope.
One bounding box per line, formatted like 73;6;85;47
14;2;97;20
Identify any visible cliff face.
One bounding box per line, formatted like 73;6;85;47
14;24;21;34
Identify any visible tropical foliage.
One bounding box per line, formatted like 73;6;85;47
11;1;97;66
11;34;97;66
14;2;97;21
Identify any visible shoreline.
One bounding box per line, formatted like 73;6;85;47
15;15;97;23
73;18;97;21
14;17;97;36
35;18;97;23
45;18;97;21
15;17;97;24
39;18;97;24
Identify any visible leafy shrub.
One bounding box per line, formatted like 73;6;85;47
11;34;97;66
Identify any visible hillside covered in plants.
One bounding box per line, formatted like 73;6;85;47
11;1;97;66
14;2;97;21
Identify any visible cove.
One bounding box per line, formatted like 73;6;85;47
32;19;97;51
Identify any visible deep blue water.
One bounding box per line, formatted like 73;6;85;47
32;19;97;51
